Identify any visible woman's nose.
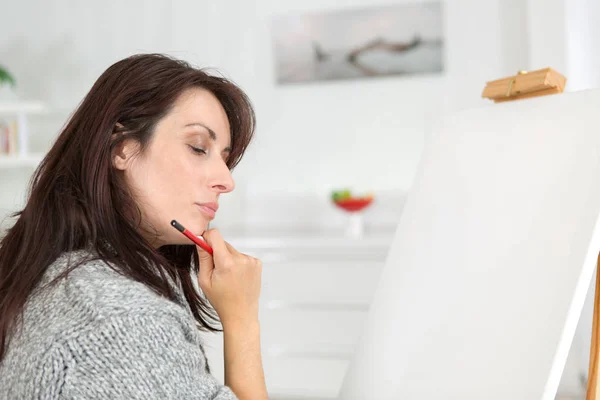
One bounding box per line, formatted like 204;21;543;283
210;160;235;193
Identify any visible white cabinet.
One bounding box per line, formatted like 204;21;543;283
200;232;394;400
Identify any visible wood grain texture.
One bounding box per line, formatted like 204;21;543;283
586;256;600;400
482;67;567;102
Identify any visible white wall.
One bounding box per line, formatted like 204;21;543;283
528;0;600;91
565;0;600;91
527;0;568;74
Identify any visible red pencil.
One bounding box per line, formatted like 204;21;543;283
170;219;214;255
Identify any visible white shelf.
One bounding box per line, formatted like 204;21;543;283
0;153;44;168
0;101;50;114
224;229;395;250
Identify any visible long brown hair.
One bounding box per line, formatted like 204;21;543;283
0;53;256;361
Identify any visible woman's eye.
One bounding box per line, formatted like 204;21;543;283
189;145;207;155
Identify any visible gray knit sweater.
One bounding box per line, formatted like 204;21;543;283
0;250;238;399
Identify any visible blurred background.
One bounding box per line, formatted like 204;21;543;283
1;0;600;399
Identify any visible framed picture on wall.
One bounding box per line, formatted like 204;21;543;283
270;2;444;84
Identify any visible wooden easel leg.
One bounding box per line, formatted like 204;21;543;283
586;254;600;399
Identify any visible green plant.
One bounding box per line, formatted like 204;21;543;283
0;66;16;88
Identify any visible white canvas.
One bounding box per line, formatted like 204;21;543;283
339;89;600;399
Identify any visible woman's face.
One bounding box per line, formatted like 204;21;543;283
113;87;234;247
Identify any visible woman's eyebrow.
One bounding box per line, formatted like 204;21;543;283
184;122;217;141
184;122;232;153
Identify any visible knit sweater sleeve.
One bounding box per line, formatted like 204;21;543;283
59;312;238;400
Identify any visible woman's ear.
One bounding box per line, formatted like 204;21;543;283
112;124;140;171
112;138;140;171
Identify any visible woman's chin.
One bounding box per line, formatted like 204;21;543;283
189;221;209;237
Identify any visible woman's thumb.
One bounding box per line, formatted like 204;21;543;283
196;235;214;286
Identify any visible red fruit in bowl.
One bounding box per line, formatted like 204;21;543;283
333;196;374;212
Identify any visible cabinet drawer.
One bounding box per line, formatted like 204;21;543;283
263;357;348;399
261;261;384;305
260;308;367;355
201;316;357;398
201;333;346;400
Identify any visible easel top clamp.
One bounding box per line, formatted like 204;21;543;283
481;67;567;103
483;68;600;400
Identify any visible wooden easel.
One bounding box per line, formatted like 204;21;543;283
484;68;600;399
586;256;600;399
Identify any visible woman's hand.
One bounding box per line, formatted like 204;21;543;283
196;229;268;399
196;229;262;327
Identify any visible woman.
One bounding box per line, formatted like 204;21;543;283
0;54;267;399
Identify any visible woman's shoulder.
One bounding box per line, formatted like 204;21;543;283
6;249;201;378
33;249;191;328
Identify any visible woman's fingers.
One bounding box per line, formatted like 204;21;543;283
196;244;214;290
194;229;263;325
196;230;225;289
202;229;228;256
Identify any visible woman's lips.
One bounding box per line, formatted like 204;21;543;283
196;203;217;219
